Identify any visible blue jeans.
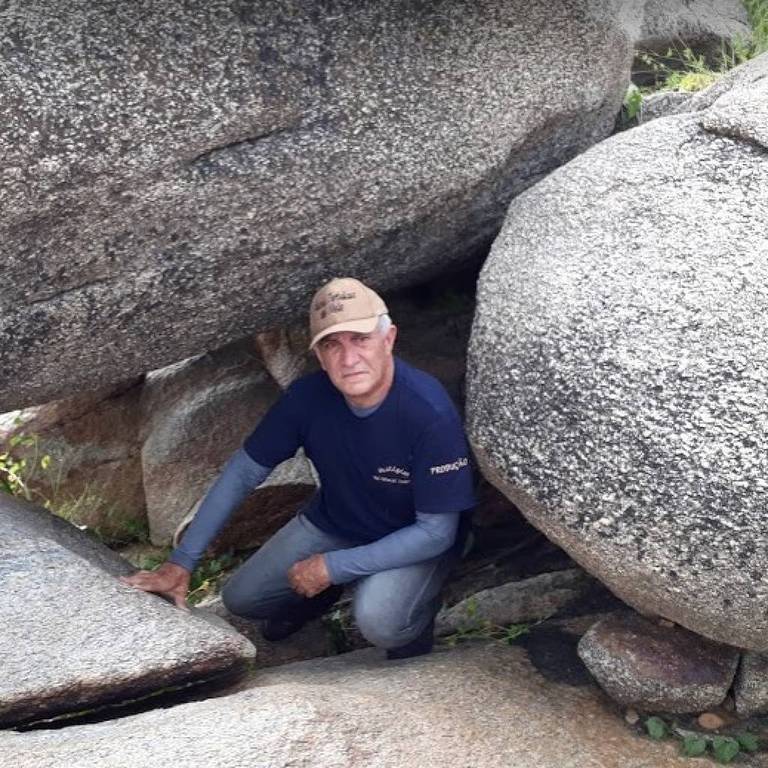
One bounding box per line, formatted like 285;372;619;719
221;512;455;649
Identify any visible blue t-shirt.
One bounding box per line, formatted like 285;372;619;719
243;357;476;543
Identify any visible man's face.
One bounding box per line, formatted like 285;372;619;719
314;324;397;406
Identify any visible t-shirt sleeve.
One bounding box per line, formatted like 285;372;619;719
411;410;476;514
242;381;305;468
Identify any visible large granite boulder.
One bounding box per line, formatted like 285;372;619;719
0;0;638;411
467;54;768;649
140;338;315;546
0;493;254;728
0;643;699;768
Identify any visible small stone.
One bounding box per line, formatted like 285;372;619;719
697;712;725;730
658;619;675;628
624;708;640;725
577;613;739;713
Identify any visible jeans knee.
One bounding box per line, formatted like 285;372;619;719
354;601;417;649
220;579;267;619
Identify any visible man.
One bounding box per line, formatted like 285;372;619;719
122;277;476;658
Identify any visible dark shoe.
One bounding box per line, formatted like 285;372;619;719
386;618;435;660
261;615;306;642
261;585;343;642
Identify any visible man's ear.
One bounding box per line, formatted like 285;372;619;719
313;347;327;371
385;324;397;353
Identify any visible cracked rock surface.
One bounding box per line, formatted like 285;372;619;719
467;53;768;650
0;642;698;768
0;494;255;728
0;0;636;410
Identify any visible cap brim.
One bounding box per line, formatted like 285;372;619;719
309;316;380;349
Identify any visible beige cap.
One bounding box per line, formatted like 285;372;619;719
309;277;388;349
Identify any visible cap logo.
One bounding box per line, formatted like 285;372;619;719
313;290;357;320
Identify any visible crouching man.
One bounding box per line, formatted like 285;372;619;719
122;277;476;659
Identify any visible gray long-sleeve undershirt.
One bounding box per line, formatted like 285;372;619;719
169;403;459;581
168;448;270;572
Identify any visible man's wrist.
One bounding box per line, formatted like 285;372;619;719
168;550;196;572
323;550;349;585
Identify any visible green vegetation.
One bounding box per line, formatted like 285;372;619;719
621;1;768;124
132;549;172;573
644;715;760;764
0;430;50;500
325;604;356;654
623;83;643;122
637;44;745;94
54;485;151;546
745;0;768;54
187;552;244;605
0;426;149;546
1;425;245;607
440;597;532;647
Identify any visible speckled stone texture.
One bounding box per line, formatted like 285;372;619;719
0;0;636;411
734;652;768;718
634;0;750;54
139;337;314;545
0;494;255;728
436;568;595;636
577;613;738;712
638;91;692;123
0;642;700;768
0;379;147;540
467;53;768;650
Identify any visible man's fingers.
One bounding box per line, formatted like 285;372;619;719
119;570;174;592
120;574;189;611
120;572;155;589
171;592;190;611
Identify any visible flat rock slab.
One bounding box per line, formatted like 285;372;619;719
436;568;595;636
0;494;255;727
578;613;738;713
1;642;699;768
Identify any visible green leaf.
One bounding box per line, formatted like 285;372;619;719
40;455;51;470
712;736;740;764
681;736;708;757
623;84;643;121
645;716;667;740
736;732;759;752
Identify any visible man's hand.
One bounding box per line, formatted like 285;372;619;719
288;554;331;598
120;561;191;610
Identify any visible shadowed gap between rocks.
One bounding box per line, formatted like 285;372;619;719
11;665;250;733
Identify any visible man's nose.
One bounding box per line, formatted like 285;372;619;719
341;340;358;366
